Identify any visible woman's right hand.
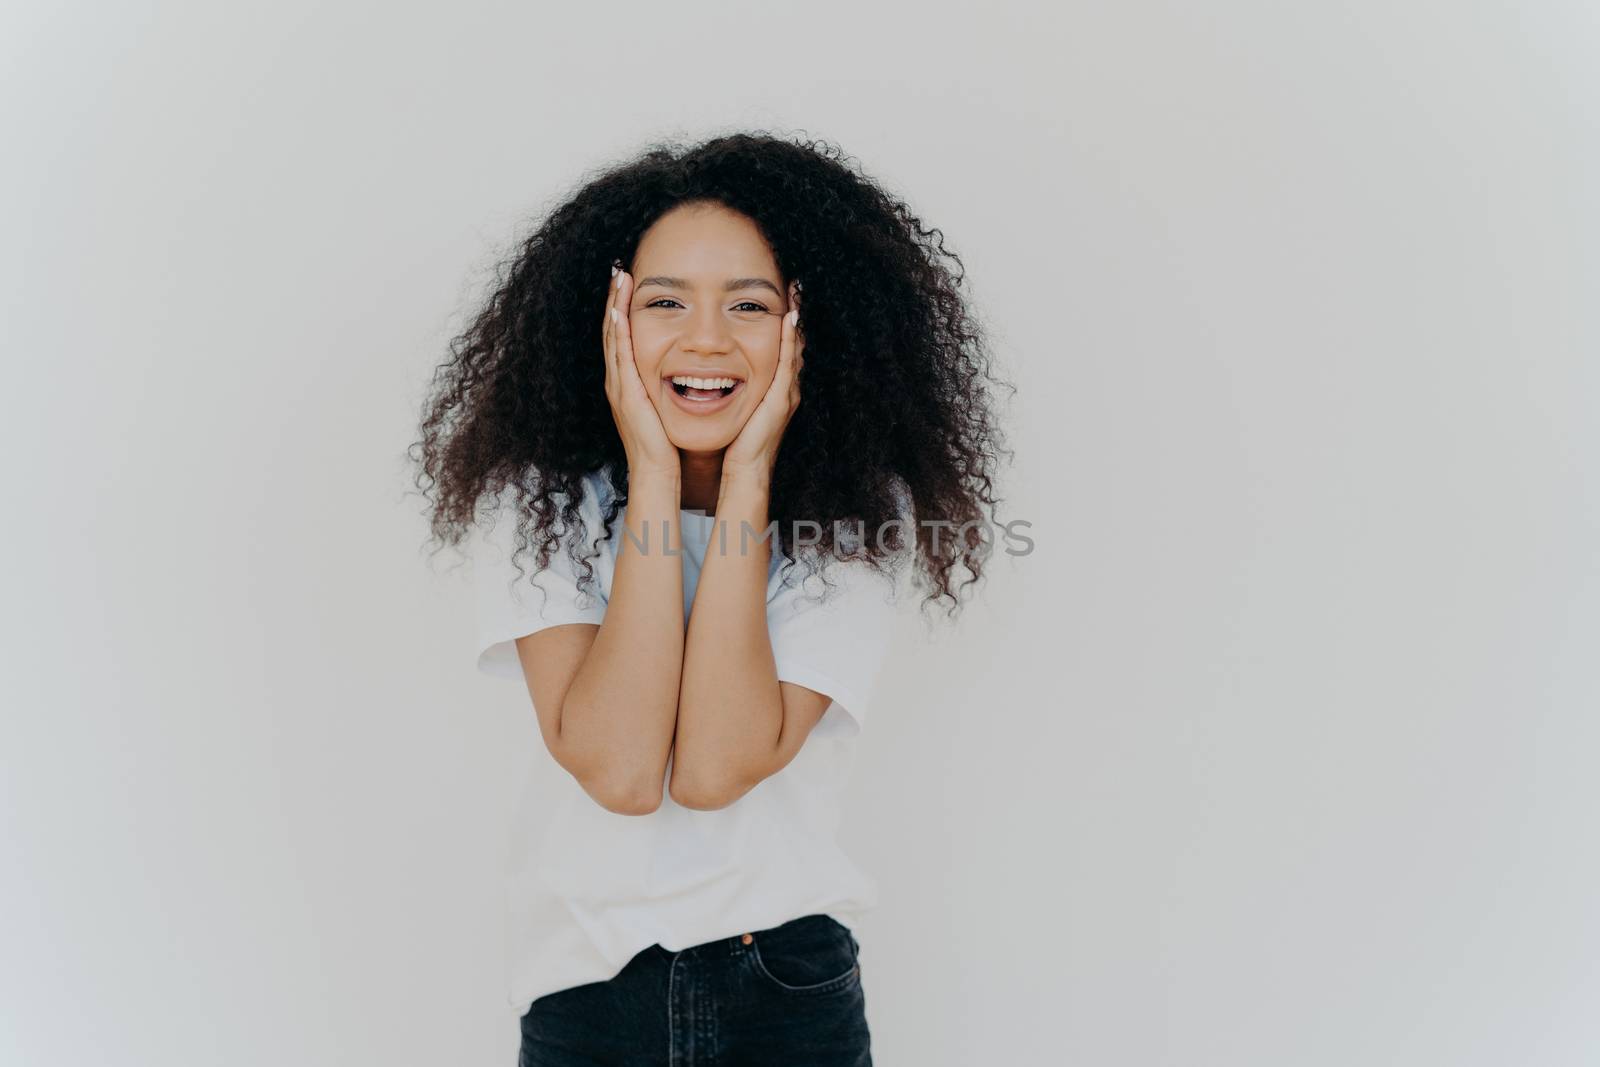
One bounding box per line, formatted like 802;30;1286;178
603;264;679;480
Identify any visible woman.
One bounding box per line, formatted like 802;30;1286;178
412;131;1010;1065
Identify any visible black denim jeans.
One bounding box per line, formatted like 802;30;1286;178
518;913;871;1066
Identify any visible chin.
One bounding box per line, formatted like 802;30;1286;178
665;425;737;453
655;396;746;453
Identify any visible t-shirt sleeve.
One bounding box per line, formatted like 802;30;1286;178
472;499;607;681
767;556;901;738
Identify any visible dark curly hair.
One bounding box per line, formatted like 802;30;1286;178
409;130;1014;619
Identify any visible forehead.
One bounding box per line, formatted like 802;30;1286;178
633;203;778;278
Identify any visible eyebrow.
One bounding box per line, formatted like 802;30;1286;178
635;275;782;298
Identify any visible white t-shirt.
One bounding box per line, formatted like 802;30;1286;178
471;470;902;1017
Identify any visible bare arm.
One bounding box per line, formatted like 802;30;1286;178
668;468;833;810
518;266;689;815
518;470;685;815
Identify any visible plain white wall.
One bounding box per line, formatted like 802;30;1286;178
4;2;1596;1064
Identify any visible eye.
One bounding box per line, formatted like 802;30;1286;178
643;298;770;313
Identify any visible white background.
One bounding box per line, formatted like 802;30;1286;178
4;2;1597;1064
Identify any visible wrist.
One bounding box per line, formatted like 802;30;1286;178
628;464;682;493
710;472;774;561
718;463;771;495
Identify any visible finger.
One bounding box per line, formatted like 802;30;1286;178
603;267;616;342
612;278;647;395
787;282;805;383
607;307;621;388
603;313;616;394
786;309;804;403
775;308;801;403
785;306;798;357
615;306;638;390
606;266;627;380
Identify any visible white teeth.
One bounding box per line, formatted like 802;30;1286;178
669;376;739;390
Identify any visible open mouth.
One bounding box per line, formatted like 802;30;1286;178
666;375;743;401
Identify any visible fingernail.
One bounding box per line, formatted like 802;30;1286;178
610;307;619;323
616;271;624;289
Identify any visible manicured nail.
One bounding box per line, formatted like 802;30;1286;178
610;307;619;324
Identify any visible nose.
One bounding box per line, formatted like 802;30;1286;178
679;303;734;355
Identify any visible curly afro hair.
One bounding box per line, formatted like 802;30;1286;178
409;130;1014;619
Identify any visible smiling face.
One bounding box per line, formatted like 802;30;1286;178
624;201;793;455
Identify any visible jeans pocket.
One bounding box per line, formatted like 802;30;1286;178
747;914;862;995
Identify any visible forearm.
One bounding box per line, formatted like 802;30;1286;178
672;469;783;804
557;471;685;805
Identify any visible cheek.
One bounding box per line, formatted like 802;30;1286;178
754;352;782;385
625;322;666;379
748;333;783;383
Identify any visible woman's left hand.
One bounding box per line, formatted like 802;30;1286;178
723;280;804;481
